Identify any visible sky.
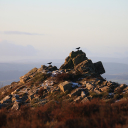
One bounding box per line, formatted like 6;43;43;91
0;0;128;63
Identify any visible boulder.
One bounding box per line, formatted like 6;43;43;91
58;81;73;92
94;61;105;75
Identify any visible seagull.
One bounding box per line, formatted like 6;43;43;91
76;47;80;50
47;62;52;65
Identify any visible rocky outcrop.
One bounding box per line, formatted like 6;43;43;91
0;50;127;110
60;50;105;76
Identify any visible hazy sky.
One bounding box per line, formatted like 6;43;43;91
0;0;128;62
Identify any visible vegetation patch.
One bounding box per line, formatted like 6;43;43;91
0;99;128;127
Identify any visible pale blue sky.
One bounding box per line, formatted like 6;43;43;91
0;0;128;62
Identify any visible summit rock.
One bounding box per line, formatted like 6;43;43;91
60;50;105;75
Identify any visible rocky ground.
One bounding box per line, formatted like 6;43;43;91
0;50;128;110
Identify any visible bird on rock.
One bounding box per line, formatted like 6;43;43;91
76;47;80;50
47;62;52;65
